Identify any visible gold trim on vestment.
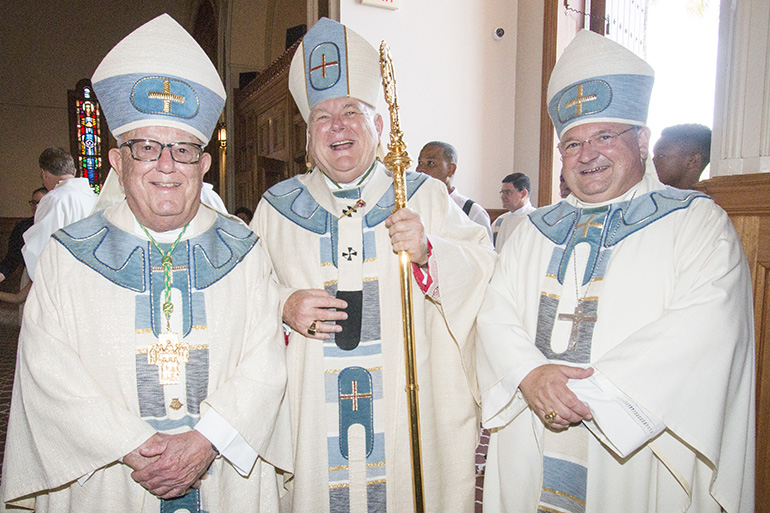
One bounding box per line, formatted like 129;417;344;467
541;291;561;300
325;365;383;374
329;478;387;489
136;343;209;354
541;486;587;506
328;460;386;471
151;265;187;272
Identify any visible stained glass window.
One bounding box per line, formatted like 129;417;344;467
68;79;108;194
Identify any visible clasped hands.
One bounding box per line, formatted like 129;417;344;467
283;208;428;339
519;364;594;431
124;430;217;499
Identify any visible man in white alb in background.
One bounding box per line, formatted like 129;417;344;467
22;147;97;280
491;172;535;252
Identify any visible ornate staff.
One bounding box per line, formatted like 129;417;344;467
379;41;425;513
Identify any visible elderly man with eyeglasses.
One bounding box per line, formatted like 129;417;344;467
1;15;290;513
475;30;754;512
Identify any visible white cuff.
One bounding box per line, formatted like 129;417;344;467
196;409;258;476
568;370;665;458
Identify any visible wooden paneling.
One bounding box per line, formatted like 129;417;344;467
234;40;306;212
694;172;770;507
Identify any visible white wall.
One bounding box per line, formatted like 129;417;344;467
339;0;518;210
512;1;544;206
712;0;770;175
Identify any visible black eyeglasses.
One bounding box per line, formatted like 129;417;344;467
120;139;204;164
558;126;639;157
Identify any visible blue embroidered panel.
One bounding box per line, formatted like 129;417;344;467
531;188;710;249
530;202;580;246
558;207;609;285
338;367;375;458
191;215;258;289
604;188;708;247
302;18;349;108
265;170;429;234
53;212;147;292
362;231;376;261
53;211;258;295
263;176;330;234
365;171;429;228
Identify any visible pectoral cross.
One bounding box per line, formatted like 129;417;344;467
339;199;366;219
557;300;597;351
148;332;189;385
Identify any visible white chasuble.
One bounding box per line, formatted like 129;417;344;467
255;163;496;513
2;201;291;513
476;175;755;513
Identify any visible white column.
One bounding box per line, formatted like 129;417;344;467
712;0;770;175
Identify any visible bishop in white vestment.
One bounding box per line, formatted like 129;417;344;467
477;30;754;513
253;18;496;513
2;14;290;513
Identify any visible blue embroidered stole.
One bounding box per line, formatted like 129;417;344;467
53;211;257;512
530;188;708;513
264;167;428;512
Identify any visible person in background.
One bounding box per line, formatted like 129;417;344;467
22;147;97;280
0;187;46;285
652;123;711;189
492;172;535;252
234;206;253;224
417;140;493;241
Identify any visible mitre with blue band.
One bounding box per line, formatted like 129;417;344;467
547;29;654;139
288;17;381;122
91;13;225;144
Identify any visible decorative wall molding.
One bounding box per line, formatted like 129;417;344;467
712;0;770;176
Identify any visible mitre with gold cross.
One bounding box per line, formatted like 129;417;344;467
546;29;654;140
91;13;225;145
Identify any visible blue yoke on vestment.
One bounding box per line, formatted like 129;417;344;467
263;170;428;512
527;186;709;513
51;210;258;513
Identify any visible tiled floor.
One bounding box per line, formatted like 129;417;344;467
0;315;20;477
